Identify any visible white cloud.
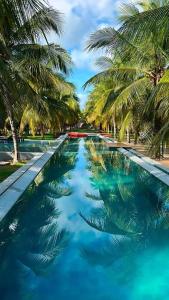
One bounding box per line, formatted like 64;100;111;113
48;0;118;48
77;93;88;109
47;0;120;69
71;48;101;72
47;0;120;107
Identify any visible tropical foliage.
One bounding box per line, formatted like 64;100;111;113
19;82;80;137
0;0;80;162
84;0;169;158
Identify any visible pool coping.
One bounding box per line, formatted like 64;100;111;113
128;148;169;174
0;153;43;196
0;134;67;221
98;134;169;187
118;148;169;186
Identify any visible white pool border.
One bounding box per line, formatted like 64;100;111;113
118;148;169;186
98;134;169;186
0;134;67;221
128;148;169;174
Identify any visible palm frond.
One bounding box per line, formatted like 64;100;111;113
6;6;63;44
13;43;72;74
120;4;169;44
83;66;146;89
95;56;114;70
119;2;140;22
109;77;150;114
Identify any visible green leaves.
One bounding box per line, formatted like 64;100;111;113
85;0;169;158
0;1;63;44
118;2;140;22
110;77;151;112
0;0;78;161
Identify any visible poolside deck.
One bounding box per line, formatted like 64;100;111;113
122;141;169;170
105;142;132;148
100;131;169;171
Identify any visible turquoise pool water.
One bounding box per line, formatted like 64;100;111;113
1;137;169;300
0;140;58;152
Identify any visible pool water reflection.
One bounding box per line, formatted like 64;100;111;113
0;137;169;300
0;140;58;152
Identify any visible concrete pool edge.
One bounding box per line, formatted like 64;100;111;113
0;134;67;221
98;134;169;186
118;148;169;187
128;148;169;174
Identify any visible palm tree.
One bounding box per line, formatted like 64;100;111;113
0;0;72;163
84;0;169;157
19;80;80;137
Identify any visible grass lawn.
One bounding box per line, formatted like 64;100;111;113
25;130;99;139
0;162;25;182
24;134;54;140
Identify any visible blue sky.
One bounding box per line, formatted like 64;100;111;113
48;0;121;108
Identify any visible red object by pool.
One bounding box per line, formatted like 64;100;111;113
68;132;88;138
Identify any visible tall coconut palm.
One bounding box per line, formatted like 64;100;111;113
0;0;72;163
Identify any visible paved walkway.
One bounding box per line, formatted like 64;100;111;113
123;141;169;169
100;133;169;171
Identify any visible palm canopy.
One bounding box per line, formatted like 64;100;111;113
19;80;80;136
0;0;62;41
84;0;169;157
0;0;78;162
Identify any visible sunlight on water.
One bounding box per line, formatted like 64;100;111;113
0;137;169;299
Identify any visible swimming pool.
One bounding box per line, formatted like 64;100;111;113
0;140;59;152
1;136;169;300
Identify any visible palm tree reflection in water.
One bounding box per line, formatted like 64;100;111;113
81;140;169;298
0;142;78;300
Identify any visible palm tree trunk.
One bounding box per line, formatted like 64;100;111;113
134;133;138;144
126;128;130;143
134;127;140;144
113;119;116;140
0;80;19;163
40;125;45;138
4;99;19;163
161;141;164;158
9;115;19;163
